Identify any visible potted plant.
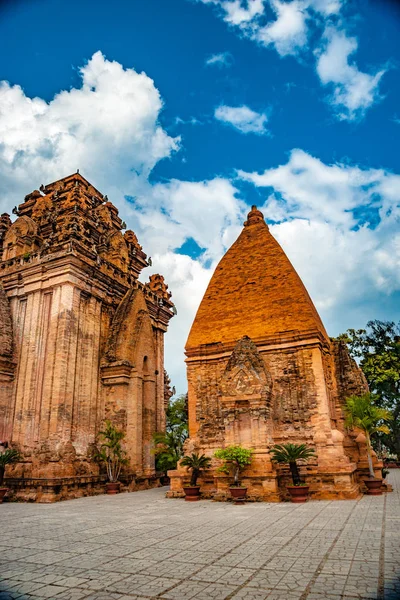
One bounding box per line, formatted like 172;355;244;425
269;443;316;503
214;445;253;503
180;453;211;501
344;393;392;495
97;420;129;494
0;448;20;503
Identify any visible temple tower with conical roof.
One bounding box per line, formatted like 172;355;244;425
169;206;377;501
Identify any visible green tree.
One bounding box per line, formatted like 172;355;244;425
338;320;400;456
153;394;188;475
269;443;315;485
97;420;129;483
180;453;211;486
214;445;253;486
0;448;20;487
344;393;392;478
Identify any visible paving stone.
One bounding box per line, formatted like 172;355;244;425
22;552;76;566
308;574;347;596
55;577;92;588
291;557;321;572
273;570;313;593
320;559;352;575
100;557;156;574
349;559;380;578
136;576;182;595
191;565;232;583
78;594;122;600
105;573;159;594
25;585;69;598
246;569;285;590
218;567;256;585
0;471;399;600
343;575;379;598
160;580;209;599
194;582;238;599
230;588;270;600
55;590;92;600
0;582;45;595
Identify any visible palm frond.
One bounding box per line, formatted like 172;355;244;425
269;443;315;464
0;448;20;467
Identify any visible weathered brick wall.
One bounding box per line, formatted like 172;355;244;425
169;207;365;500
0;173;174;498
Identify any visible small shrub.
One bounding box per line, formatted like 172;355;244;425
214;445;253;487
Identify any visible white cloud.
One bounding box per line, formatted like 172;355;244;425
0;52;246;393
205;51;234;67
215;104;269;134
221;0;265;25
197;0;385;120
308;0;343;16
238;148;384;226
0;51;179;215
316;28;386;120
256;0;308;56
1;51;398;395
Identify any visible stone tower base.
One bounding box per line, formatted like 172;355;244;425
168;458;362;503
4;473;162;503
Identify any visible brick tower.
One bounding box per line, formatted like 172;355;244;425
168;206;379;501
0;173;174;501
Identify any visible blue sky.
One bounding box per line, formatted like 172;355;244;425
1;0;399;392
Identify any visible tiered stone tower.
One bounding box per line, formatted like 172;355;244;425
169;206;378;501
0;173;174;501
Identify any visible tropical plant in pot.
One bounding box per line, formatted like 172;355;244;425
0;448;20;503
180;453;211;501
97;420;129;494
269;443;316;503
344;393;392;495
214;445;253;503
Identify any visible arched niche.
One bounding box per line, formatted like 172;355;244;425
2;216;41;261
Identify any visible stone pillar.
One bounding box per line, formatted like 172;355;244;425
0;359;15;442
142;375;156;475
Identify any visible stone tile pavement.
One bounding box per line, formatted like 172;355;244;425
1;470;399;600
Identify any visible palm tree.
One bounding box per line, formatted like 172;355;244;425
269;443;315;485
0;448;20;487
180;453;212;486
153;426;188;475
344;393;392;479
97;420;129;483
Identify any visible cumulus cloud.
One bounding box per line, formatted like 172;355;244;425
255;0;308;56
1;51;398;394
0;51;179;216
196;0;385;119
316;28;386;120
221;0;265;25
215;104;269;134
0;51;246;393
205;51;234;67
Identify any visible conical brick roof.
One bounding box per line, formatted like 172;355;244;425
186;206;329;350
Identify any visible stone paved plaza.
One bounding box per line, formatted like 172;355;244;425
1;471;399;600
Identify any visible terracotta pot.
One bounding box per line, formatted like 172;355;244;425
287;485;309;503
183;486;201;501
364;478;383;495
105;482;120;495
230;487;247;504
0;488;8;503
